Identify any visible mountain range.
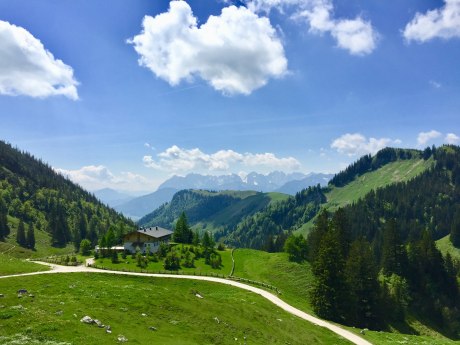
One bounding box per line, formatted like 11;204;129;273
110;171;333;220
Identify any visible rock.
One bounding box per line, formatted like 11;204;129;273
80;315;94;324
94;319;104;328
195;293;203;299
141;313;147;317
117;334;128;343
28;294;34;298
0;294;4;298
106;326;112;334
149;326;157;331
17;289;27;294
55;310;63;316
213;316;220;324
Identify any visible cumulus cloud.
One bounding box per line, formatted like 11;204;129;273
445;133;460;144
143;145;301;173
403;0;460;42
128;1;287;95
331;133;400;156
246;0;378;55
0;20;78;100
55;165;153;192
417;130;442;146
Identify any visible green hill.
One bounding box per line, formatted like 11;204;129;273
138;189;289;235
0;140;136;258
0;273;351;345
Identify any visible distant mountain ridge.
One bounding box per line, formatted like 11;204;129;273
93;188;134;207
157;171;332;194
114;171;332;220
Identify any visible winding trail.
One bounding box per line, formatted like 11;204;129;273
0;260;372;345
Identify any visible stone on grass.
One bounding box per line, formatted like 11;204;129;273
80;315;94;324
195;293;203;299
117;334;128;343
0;294;4;298
149;326;157;331
94;319;104;328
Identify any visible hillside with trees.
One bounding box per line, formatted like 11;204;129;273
0;140;136;257
138;189;289;235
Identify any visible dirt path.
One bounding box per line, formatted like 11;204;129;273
0;261;372;345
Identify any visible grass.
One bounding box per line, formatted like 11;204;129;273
0;215;75;259
0;273;352;345
193;192;290;234
436;235;460;261
233;248;460;344
232;249;315;312
0;253;50;276
296;158;432;235
95;248;234;276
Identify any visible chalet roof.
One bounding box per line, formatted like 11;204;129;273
126;226;173;239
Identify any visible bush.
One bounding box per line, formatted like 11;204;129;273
121;251;127;260
136;253;148;269
182;250;195;268
94;251;99;260
80;239;92;256
209;253;222;269
111;251;119;264
164;250;181;271
217;243;226;251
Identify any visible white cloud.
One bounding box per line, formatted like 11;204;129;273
403;0;460;42
128;1;287;95
246;0;378;55
417;130;442;146
0;20;78;100
55;165;154;192
331;133;400;156
430;80;442;89
143;145;301;173
445;133;460;144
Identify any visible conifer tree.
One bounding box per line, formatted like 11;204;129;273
307;209;329;262
16;219;26;247
174;212;193;244
26;222;35;249
310;229;347;322
345;239;381;328
450;208;460;248
381;219;407;276
331;208;351;258
0;198;9;240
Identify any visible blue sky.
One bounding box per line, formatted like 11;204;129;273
0;0;459;193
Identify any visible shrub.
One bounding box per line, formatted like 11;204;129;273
217;243;225;251
111;251;119;264
136;252;148;269
164;250;181;271
182;250;195;268
209;253;222;269
80;239;92;256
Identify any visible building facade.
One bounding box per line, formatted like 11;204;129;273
122;226;173;254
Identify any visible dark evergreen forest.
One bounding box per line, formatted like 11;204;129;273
0;140;136;249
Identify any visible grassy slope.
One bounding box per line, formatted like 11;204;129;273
436;235;460;261
233;248;459;345
95;248;233;276
233;249;315;312
0;253;50;276
0;273;351;345
193;192;289;233
297;158;432;235
0;215;75;259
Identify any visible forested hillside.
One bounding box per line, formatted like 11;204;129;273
282;145;460;337
0;141;136;256
138;189;289;235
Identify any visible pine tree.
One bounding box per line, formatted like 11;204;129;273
450;208;460;248
16;219;26;247
310;229;347;322
0;198;10;240
345;239;381;328
331;208;351;258
174;212;193;244
26;222;35;249
381;219;407;276
307;209;329;262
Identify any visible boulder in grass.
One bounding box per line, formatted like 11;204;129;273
80;316;94;324
117;335;128;343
